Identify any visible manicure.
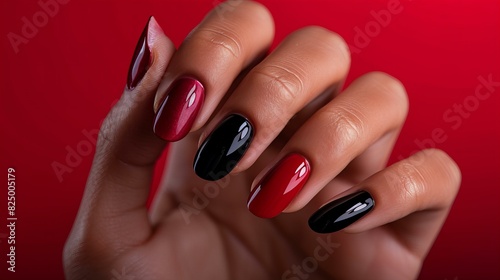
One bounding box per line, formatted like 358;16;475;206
193;114;253;181
308;191;374;233
247;153;311;218
153;77;205;141
127;16;163;89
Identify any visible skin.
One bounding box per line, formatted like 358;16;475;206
63;2;462;280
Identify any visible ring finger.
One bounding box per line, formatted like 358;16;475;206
247;72;409;218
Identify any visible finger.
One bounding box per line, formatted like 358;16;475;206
152;1;274;141
247;72;408;218
193;26;351;180
67;17;175;252
337;125;402;183
307;149;461;256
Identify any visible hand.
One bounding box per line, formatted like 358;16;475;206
63;2;461;279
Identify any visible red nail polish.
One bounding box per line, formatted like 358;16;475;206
153;77;205;141
127;17;153;89
247;153;311;218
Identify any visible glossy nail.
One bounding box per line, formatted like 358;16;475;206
127;16;162;89
153;77;205;141
308;191;374;233
193;114;253;181
247;153;310;218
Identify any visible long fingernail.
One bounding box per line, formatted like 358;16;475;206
247;153;310;218
127;16;162;89
193;114;253;181
153;77;205;141
308;191;374;233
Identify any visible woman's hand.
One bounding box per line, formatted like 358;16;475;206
63;2;461;279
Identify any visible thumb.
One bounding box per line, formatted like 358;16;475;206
65;16;175;259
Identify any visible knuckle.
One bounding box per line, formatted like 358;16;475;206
324;102;366;144
364;71;409;114
252;61;306;106
295;25;336;39
240;0;274;23
292;26;351;68
392;161;427;209
421;148;462;194
193;26;243;59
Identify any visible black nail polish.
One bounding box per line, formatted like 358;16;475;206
193;114;253;181
308;191;374;233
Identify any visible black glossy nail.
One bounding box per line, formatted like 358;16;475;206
193;114;253;181
308;191;374;233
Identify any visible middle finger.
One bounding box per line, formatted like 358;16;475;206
193;26;351;181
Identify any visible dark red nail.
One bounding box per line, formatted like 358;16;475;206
153;77;205;141
247;153;311;218
127;17;154;89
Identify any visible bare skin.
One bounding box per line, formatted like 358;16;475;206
63;2;461;280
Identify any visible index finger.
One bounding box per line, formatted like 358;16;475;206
152;1;274;141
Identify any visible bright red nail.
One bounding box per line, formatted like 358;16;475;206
153;77;205;141
247;153;311;218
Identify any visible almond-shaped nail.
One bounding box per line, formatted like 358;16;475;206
153;77;205;141
193;114;253;181
247;153;311;218
308;191;374;233
127;16;163;89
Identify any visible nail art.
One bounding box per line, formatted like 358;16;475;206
126;17;153;89
247;153;310;218
308;191;374;233
153;77;205;141
193;114;253;181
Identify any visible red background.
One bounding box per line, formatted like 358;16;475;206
1;0;499;279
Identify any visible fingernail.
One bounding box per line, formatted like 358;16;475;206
153;77;205;141
308;191;374;233
193;114;253;181
127;16;163;89
247;153;310;218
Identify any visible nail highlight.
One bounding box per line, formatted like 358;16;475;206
193;114;253;181
154;77;205;141
127;16;162;89
308;191;374;233
247;153;310;218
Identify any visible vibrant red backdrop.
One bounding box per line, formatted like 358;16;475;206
1;0;499;279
